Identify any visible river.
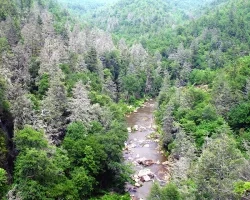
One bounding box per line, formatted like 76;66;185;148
124;100;169;200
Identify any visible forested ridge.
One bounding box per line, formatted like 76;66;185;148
0;0;249;199
68;0;229;48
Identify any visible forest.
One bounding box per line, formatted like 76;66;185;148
0;0;249;199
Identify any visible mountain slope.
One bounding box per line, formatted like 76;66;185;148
86;0;185;43
0;0;159;198
154;0;250;198
1;0;250;199
79;0;229;46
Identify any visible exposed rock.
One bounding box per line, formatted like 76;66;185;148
139;126;147;131
134;174;139;179
135;183;141;187
162;161;168;165
126;186;137;193
129;143;137;148
133;125;139;131
144;144;150;148
144;160;154;166
155;160;161;165
137;158;154;166
138;169;154;178
136;157;146;163
151;133;160;139
132;161;139;166
152;125;157;130
141;175;151;182
131;195;137;200
127;127;132;133
135;178;140;183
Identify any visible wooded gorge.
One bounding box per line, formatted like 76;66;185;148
0;0;250;199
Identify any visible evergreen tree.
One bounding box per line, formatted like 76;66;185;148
41;79;68;144
86;47;98;73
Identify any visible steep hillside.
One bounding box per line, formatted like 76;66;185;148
1;0;250;199
158;0;250;79
0;0;161;199
153;0;250;199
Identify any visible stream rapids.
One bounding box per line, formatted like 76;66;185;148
124;100;169;200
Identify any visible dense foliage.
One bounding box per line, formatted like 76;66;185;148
0;0;250;199
152;0;250;198
0;0;145;199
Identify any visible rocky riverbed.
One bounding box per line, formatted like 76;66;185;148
124;100;169;200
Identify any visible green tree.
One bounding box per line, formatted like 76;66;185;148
93;193;130;200
228;101;250;130
14;126;48;151
193;134;246;199
37;73;50;98
149;183;181;200
71;167;95;198
0;168;7;198
0;0;16;20
86;47;99;73
14;148;58;199
0;78;9;170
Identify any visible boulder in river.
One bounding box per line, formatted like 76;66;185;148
152;125;157;130
138;169;154;178
139;140;144;144
139;126;147;131
133;125;139;131
127;127;132;133
137;158;154;166
135;183;141;187
155;160;161;165
141;175;151;182
135;178;140;183
129;143;137;148
134;174;139;179
162;161;168;165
